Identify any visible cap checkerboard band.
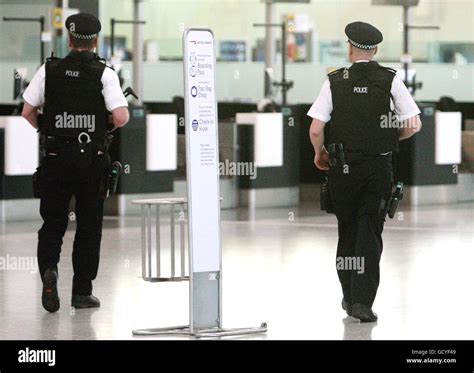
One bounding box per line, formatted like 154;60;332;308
69;31;97;40
348;39;377;50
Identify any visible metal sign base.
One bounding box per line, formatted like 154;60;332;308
130;198;267;339
132;323;267;339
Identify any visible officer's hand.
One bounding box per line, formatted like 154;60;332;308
315;150;330;171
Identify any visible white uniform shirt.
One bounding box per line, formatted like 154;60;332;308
307;60;420;123
23;63;128;111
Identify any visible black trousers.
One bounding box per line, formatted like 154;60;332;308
37;145;108;296
328;155;393;308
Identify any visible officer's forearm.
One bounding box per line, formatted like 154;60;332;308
21;103;39;130
398;115;422;140
24;113;38;129
309;119;326;153
311;133;325;154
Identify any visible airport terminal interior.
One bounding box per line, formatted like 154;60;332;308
0;0;473;340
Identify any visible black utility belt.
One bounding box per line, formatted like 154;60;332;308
345;150;392;163
40;133;108;150
328;143;391;168
40;132;112;169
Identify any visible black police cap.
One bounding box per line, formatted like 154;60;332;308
65;13;101;40
345;21;383;50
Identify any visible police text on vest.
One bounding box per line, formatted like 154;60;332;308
353;87;368;93
18;348;56;367
65;70;80;77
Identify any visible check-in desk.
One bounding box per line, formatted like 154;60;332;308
105;107;178;215
235;109;300;208
397;103;463;205
0;116;39;221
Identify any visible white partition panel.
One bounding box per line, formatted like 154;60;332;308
435;111;462;165
146;114;177;171
1;116;39;176
236;112;284;167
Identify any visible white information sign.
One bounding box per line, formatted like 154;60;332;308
183;29;221;273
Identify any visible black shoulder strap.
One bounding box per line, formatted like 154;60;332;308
379;64;397;75
94;54;115;71
46;52;62;64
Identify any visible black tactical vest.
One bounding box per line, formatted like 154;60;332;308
327;61;399;154
42;50;107;140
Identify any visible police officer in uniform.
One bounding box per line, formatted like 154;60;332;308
308;22;422;322
22;13;129;312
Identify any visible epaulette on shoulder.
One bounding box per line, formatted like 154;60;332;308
379;65;397;75
327;67;346;77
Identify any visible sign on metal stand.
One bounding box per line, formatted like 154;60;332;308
131;28;267;338
184;28;223;333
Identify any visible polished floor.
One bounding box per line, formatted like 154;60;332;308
0;201;473;340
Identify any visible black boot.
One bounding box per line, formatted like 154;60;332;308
341;298;352;316
42;269;60;313
352;303;378;322
71;294;101;309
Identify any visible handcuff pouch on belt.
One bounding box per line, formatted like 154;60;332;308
379;181;404;219
320;176;335;214
320;143;345;214
100;161;122;198
328;143;346;168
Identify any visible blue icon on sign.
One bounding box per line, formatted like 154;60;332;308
192;119;199;131
191;86;198;97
